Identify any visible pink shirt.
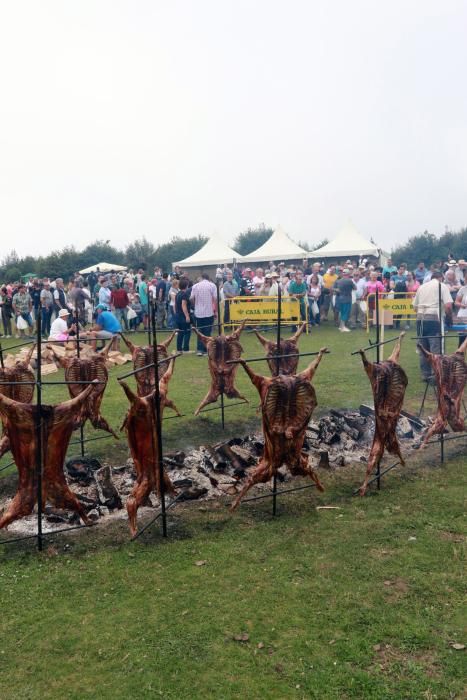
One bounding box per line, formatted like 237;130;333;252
365;281;385;296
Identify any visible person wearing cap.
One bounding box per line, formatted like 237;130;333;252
48;308;77;341
333;269;356;332
259;273;272;296
241;268;255;295
269;271;280;296
413;270;453;381
88;304;122;351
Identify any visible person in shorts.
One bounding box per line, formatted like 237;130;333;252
89;304;122;351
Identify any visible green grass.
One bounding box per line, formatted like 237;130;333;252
0;325;465;698
0;458;465;699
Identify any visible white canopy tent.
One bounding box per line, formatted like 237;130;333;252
239;226;309;264
310;222;380;258
173;236;241;268
79;262;127;274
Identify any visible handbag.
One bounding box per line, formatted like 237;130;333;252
311;300;319;316
359;300;368;313
126;306;137;320
16;315;28;330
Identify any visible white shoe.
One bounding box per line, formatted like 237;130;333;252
342;326;351;332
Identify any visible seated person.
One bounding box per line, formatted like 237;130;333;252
48;309;76;341
89;304;121;350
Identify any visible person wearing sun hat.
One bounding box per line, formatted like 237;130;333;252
48;308;76;341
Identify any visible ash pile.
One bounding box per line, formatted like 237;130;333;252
0;406;425;534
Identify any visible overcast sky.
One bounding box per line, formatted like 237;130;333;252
0;0;466;259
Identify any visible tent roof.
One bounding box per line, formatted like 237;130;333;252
239;226;309;263
310;221;379;258
79;262;127;274
173;236;241;267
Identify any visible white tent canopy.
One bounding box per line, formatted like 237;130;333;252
79;262;127;274
310;221;380;258
173;236;241;267
239;226;309;263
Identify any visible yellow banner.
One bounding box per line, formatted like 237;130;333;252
378;297;416;315
229;296;300;322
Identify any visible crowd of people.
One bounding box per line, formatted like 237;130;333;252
0;255;466;377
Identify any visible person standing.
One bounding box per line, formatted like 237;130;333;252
190;273;217;356
98;279;112;311
156;273;168;329
455;269;467;346
111;284;130;331
0;286;13;337
175;279;192;352
288;270;307;330
349;270;367;328
307;273;321;326
12;284;34;337
334;269;356;332
40;280;54;337
168;278;179;329
413;271;453;381
137;275;149;330
321;264;338;321
222;270;238;324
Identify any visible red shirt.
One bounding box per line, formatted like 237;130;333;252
111;288;129;309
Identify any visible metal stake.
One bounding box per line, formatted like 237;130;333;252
151;301;167;537
375;287;381;363
272;286;282;517
36;305;43;551
216;279;225;430
75;302;85;458
438;282;444;464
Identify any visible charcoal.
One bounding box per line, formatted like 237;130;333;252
173;478;193;488
317;451;331;470
177;487;208;501
66;457;102;485
94;466;123;510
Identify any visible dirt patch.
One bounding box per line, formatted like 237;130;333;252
371;643;440;678
437;530;465;543
383;577;410;602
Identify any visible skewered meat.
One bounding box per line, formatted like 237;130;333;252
121;330;177;397
0;345;36;458
49;342;118;438
0;383;96;529
231;348;327;510
254;322;306;376
193;320;248;415
120;359;180;536
418;337;467;447
358;333;408;496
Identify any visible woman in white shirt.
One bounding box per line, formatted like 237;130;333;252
49;309;75;340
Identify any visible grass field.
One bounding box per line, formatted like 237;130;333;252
0;324;465;698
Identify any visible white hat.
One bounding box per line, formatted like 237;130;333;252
342;268;350;274
58;308;70;318
448;260;457;265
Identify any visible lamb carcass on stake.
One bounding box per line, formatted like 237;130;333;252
254;322;306;376
230;347;327;511
358;333;408;496
49;342;118;438
121;330;179;399
193;320;248;415
0;383;96;529
418;337;467;447
120;358;180;536
0;344;36;458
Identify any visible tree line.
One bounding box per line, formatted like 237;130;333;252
1;226;465;282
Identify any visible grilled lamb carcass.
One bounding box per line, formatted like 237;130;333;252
0;383;96;529
120;359;180;536
0;344;36;458
254;322;306;376
121;330;178;398
49;342;118;439
418;337;467;447
358;333;408;496
230;348;327;511
193;320;248;415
